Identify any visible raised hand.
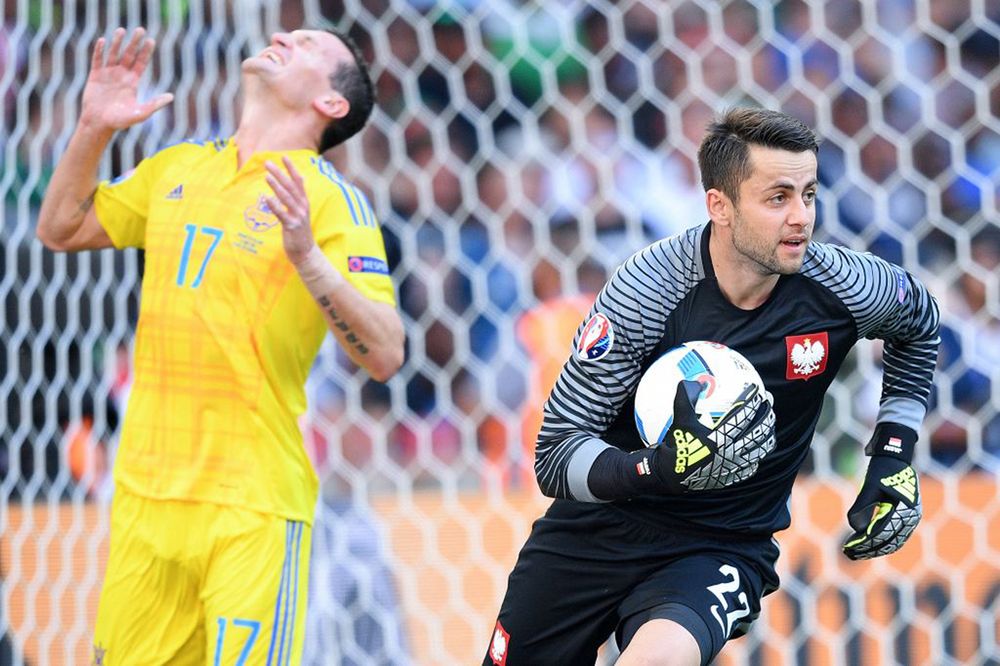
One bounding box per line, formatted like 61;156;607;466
264;157;315;265
81;27;173;132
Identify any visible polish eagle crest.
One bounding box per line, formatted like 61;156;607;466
791;338;826;376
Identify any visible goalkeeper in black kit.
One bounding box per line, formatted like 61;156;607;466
483;107;939;666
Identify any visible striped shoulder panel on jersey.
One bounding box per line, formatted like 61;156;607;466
799;242;911;338
308;156;378;228
549;229;704;411
532;226;707;501
598;226;706;337
800;242;939;414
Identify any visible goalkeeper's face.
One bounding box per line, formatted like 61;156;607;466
243;29;349;112
730;146;818;276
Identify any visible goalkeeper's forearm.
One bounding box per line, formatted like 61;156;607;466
37;123;115;251
587;446;663;500
533;433;661;502
293;245;404;383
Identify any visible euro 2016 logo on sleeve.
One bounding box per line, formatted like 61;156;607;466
244;195;279;232
577;313;614;362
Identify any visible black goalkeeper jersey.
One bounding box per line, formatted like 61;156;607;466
533;223;940;537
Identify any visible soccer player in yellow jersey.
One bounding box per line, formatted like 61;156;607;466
36;25;404;665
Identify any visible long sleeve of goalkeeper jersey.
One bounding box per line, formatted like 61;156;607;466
533;228;706;502
798;243;940;431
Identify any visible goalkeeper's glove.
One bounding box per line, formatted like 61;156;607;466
842;424;922;561
644;379;776;492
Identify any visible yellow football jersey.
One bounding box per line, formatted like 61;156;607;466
95;138;396;523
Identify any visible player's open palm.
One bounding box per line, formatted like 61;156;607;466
82;27;173;132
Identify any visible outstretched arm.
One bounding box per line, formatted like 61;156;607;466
37;27;173;252
265;157;405;383
843;260;940;560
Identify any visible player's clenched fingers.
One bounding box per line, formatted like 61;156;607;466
842;502;919;560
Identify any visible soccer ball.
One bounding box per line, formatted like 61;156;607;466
634;341;768;447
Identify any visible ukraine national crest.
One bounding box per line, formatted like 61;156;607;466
244;195;279;232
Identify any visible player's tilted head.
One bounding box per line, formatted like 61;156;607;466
319;28;375;152
698;107;819;204
242;27;375;153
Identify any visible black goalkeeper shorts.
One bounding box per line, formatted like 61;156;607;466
483;499;780;666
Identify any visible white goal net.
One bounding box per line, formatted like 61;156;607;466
2;0;999;664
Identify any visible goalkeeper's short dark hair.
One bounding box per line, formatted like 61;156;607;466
319;28;375;153
697;107;819;204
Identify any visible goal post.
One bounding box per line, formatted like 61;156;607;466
2;1;998;664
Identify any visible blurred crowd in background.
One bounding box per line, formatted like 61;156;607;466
3;0;999;517
2;1;998;662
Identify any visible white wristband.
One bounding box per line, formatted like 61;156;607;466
293;244;344;300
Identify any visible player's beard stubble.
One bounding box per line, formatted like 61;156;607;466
730;208;810;277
